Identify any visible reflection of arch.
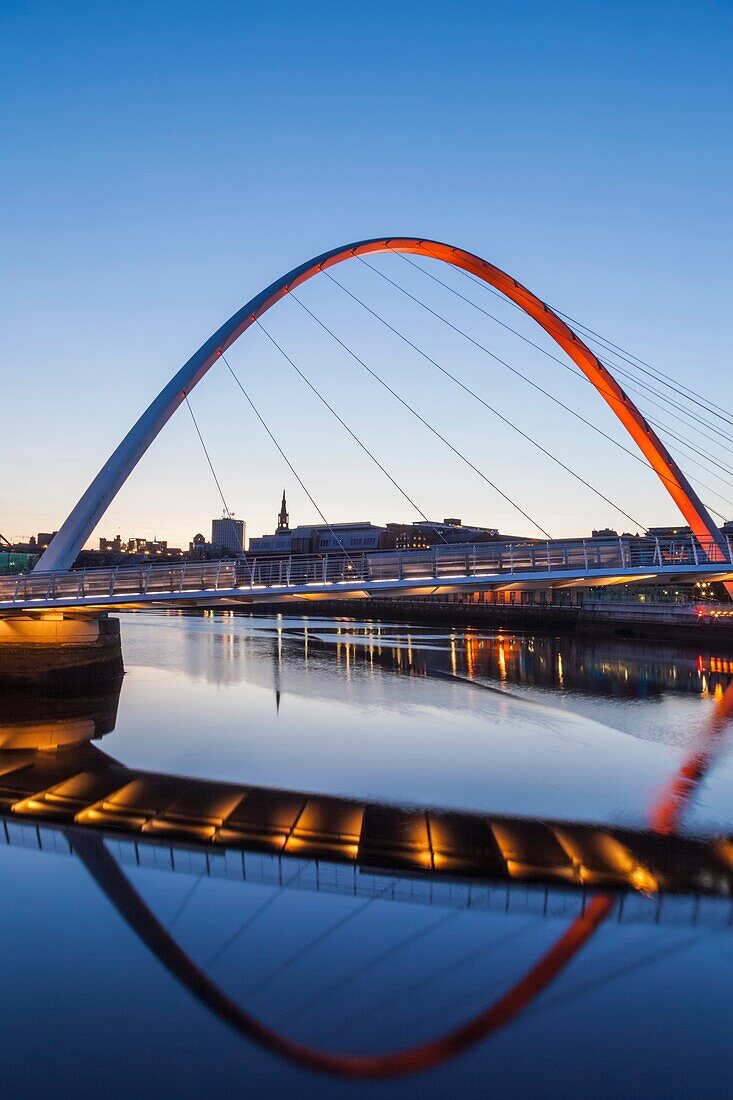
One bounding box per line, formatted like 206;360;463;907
64;677;733;1080
71;829;612;1079
37;238;724;573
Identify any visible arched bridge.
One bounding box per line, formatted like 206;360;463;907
13;236;729;616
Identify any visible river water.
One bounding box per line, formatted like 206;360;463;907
2;611;733;1097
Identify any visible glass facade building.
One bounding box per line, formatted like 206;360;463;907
0;551;38;575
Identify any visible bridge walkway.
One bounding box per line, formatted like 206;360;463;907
3;535;733;614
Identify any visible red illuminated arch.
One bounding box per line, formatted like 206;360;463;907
37;238;725;573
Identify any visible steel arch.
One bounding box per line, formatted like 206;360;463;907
37;238;724;572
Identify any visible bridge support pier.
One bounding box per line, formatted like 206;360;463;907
0;613;123;687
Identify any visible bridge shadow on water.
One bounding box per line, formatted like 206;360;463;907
3;615;733;1086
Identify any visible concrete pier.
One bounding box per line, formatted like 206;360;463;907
0;613;123;687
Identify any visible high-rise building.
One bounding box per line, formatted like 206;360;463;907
211;516;245;553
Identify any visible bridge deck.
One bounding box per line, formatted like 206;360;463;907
3;535;732;613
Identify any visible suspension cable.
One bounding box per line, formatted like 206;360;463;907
220;352;357;565
605;360;733;448
287;290;554;539
349;261;646;453
383;254;733;508
648;445;733;511
348;259;730;518
396;251;733;455
255;320;451;545
383;254;730;506
553;306;733;428
618;376;733;459
184;394;235;523
438;251;733;432
644;416;733;481
321;267;645;531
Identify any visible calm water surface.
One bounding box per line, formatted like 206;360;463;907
3;611;733;1097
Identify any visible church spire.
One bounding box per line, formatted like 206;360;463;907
276;489;289;534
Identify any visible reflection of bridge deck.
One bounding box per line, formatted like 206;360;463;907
10;817;732;931
3;535;733;614
2;743;733;920
6;808;732;932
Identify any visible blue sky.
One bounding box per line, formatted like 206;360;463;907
1;0;731;547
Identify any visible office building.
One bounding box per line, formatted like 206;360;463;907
211;516;245;554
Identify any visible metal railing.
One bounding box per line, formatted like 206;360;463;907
0;534;731;608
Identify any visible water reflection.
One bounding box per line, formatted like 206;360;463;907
119;614;733;810
193;614;733;700
0;676;122;750
4;616;733;1092
2;723;731;896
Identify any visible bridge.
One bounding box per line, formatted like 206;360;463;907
6;237;733;1074
3;533;733;614
4;235;733;662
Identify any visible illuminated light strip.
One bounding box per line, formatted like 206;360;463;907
553;829;658;893
5;756;731;889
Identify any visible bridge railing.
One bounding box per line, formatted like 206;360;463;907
0;534;731;607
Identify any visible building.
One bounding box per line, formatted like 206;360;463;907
249;521;389;557
386;519;510;551
311;522;389;553
211;516;245;554
249;493;391;556
0;550;38;575
99;535;123;553
248;492;531;557
124;537;177;556
100;536;181;557
647;525;692;540
276;490;289;534
186;533;220;561
75;534;183;569
37;532;58;551
251;492;394;556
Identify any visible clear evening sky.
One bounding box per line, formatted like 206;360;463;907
1;1;731;548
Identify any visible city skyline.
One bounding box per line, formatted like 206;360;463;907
2;494;702;557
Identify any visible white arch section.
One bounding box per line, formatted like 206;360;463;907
36;237;724;573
